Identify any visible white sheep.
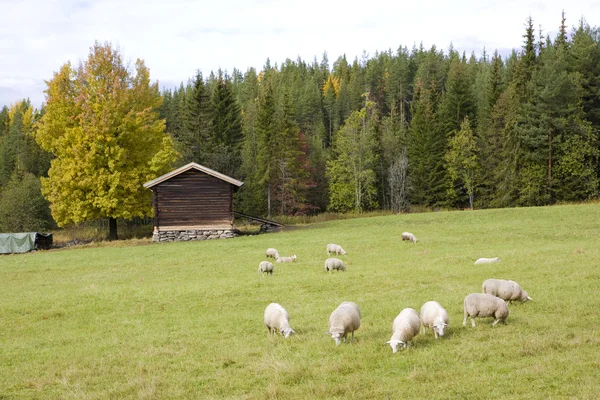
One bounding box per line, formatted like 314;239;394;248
474;257;501;265
401;232;417;244
276;255;297;263
420;301;449;339
327;301;361;345
324;258;346;272
264;303;295;338
326;243;347;256
386;308;421;353
258;261;274;276
463;293;509;327
266;248;280;259
482;278;532;303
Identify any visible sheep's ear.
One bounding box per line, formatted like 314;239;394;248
385;341;391;345
527;296;533;301
325;332;332;336
291;329;296;334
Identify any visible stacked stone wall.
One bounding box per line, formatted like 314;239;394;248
153;229;235;242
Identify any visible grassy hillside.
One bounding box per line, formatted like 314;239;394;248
1;205;599;399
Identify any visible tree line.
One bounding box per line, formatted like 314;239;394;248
161;14;600;216
0;14;599;235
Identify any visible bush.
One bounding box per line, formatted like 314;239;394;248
0;172;54;232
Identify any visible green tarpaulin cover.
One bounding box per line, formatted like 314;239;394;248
0;232;53;254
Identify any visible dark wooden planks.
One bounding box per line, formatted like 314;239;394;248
152;169;234;229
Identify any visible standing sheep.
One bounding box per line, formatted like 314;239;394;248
463;293;509;327
474;257;501;265
276;255;297;263
327;301;361;345
324;258;346;272
482;278;532;303
386;308;421;353
401;232;417;244
264;303;295;338
258;261;274;276
326;243;347;256
420;301;449;339
266;248;280;259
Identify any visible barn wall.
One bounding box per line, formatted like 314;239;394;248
154;169;233;231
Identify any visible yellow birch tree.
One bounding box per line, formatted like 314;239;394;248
36;42;179;240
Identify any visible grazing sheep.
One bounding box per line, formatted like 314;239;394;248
266;248;280;259
482;278;533;303
420;301;449;339
474;257;501;265
326;243;347;256
327;301;361;345
386;308;421;353
401;232;417;244
258;261;274;276
264;303;295;338
463;293;509;327
324;258;346;272
276;255;297;263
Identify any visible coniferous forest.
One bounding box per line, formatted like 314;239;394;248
1;15;599;230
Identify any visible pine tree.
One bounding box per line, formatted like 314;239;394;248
207;70;243;177
255;80;278;217
180;71;211;164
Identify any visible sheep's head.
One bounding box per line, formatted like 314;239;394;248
520;290;533;302
434;323;448;337
282;328;295;338
385;339;404;353
327;331;343;345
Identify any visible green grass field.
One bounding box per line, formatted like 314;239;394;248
2;204;600;399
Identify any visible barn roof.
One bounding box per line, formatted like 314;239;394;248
143;162;244;189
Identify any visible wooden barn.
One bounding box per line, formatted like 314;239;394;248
143;162;244;242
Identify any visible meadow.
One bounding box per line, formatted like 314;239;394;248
1;204;600;399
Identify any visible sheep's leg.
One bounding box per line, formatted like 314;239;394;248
434;330;438;339
492;318;500;326
351;331;355;342
471;317;476;327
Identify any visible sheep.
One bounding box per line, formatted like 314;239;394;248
326;243;347;256
258;261;274;276
264;303;295;338
276;255;297;263
463;293;510;327
386;308;421;353
401;232;417;244
327;301;361;345
420;301;449;339
266;248;280;259
474;257;501;265
324;257;346;272
482;278;533;303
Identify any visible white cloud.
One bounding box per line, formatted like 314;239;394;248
0;0;598;107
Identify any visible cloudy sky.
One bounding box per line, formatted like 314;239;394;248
1;0;597;108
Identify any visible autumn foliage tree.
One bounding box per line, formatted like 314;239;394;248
36;42;179;240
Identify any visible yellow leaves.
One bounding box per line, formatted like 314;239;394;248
36;42;180;225
323;74;341;97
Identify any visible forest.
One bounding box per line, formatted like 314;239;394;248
0;14;599;232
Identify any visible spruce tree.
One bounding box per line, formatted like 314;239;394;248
207;70;243;177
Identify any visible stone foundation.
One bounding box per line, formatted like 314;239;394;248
153;229;236;242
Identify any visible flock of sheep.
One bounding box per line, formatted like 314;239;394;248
259;232;533;352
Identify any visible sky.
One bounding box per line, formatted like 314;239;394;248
0;0;598;108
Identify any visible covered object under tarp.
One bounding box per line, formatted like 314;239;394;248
0;232;53;254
